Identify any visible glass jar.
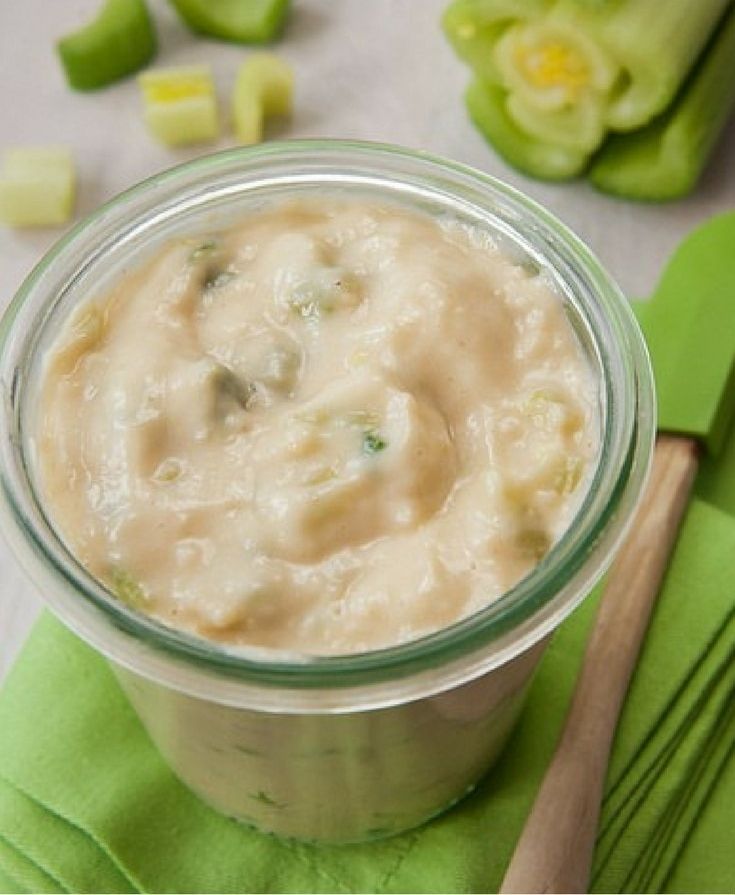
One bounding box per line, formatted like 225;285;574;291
0;141;654;843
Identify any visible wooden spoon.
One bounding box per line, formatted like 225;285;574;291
500;435;698;893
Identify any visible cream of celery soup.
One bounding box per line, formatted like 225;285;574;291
38;200;599;654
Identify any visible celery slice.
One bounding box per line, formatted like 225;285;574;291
0;148;75;228
490;15;616;156
589;5;735;201
466;79;588;180
57;0;157;91
138;66;220;146
167;0;290;44
494;18;617;112
232;53;293;145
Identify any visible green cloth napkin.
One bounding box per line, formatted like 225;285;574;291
1;490;734;894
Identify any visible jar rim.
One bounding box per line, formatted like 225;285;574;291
0;139;655;701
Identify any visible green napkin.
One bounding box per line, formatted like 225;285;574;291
1;489;734;894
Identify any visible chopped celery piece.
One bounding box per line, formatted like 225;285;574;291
110;568;147;609
552;456;584;495
589;5;735;201
211;365;255;420
466;80;588;180
516;527;551;561
139;65;220;146
152;457;183;483
189;239;218;261
204;269;237;290
286;269;359;319
259;346;300;393
232;53;294;144
167;0;290;44
304;465;338;486
57;0;157;91
362;430;387;455
0;148;75;228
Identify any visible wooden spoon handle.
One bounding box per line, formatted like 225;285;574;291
500;434;699;894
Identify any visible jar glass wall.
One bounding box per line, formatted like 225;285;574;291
0;141;655;841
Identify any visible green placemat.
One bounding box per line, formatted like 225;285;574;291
1;493;733;893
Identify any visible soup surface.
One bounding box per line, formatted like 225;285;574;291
39;199;599;654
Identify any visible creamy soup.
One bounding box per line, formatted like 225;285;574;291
38;199;599;654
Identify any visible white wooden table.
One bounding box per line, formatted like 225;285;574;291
1;0;734;682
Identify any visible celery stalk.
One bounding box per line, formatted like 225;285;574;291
57;0;157;91
167;0;290;44
552;0;732;130
232;54;293;145
589;5;735;201
466;80;588;180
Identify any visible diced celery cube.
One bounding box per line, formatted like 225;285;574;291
0;147;76;228
138;65;220;146
232;53;293;144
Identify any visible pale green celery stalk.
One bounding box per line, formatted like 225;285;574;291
553;0;731;130
442;0;548;84
589;4;735;201
466;79;588;180
232;54;293;144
